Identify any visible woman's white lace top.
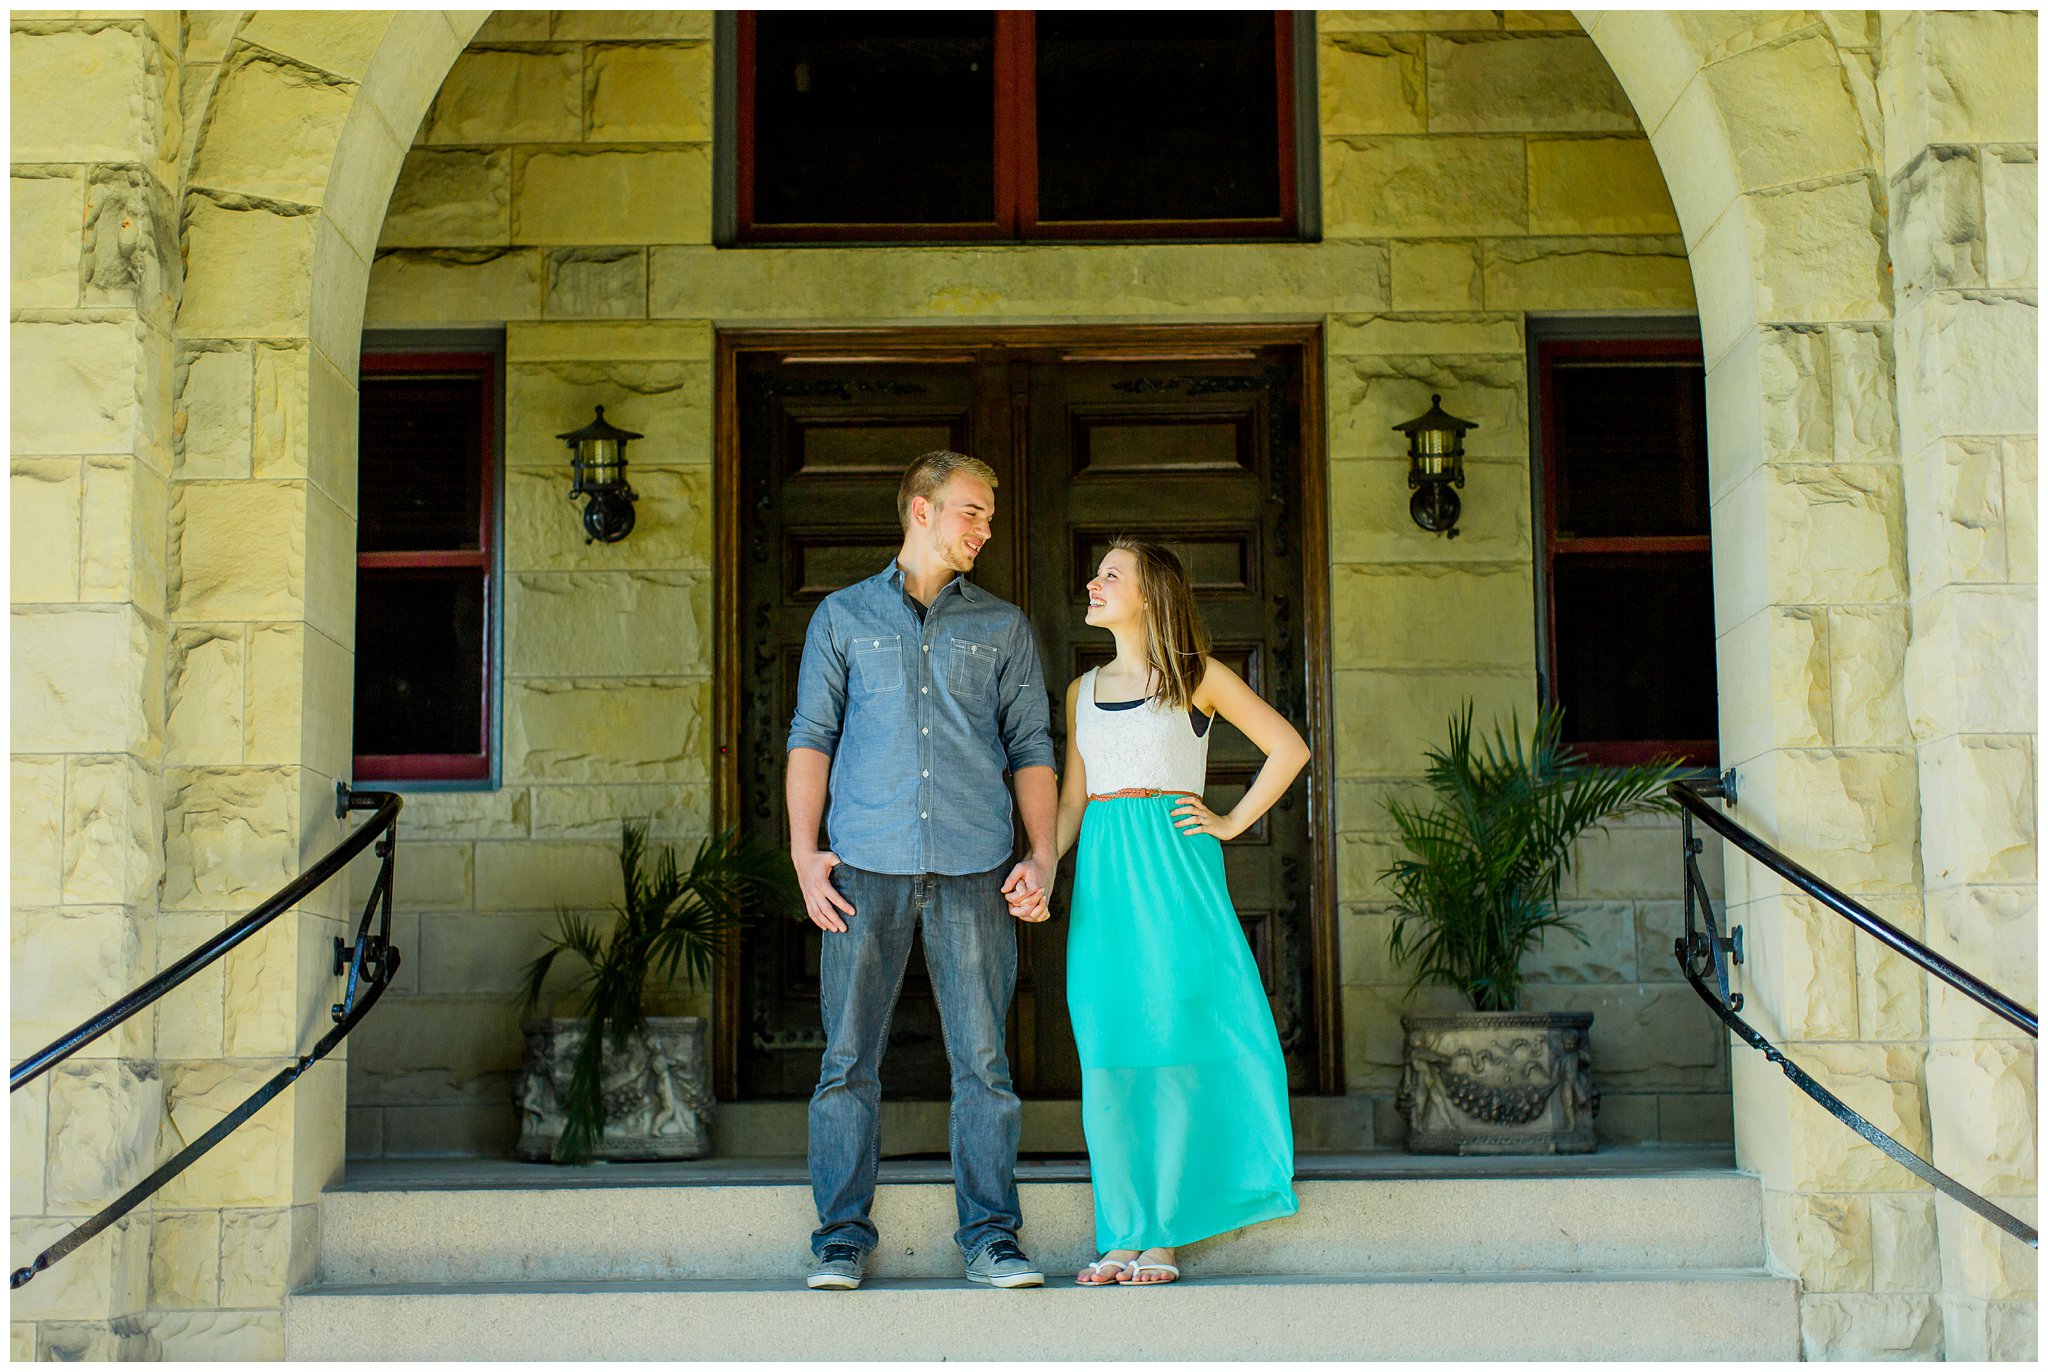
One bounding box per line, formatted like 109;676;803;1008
1074;667;1211;795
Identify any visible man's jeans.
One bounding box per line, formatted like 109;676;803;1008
808;862;1023;1261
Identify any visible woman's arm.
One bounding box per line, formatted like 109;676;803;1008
1053;676;1090;861
1172;657;1311;841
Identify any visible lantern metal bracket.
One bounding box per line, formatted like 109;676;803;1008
571;486;638;544
1406;474;1464;539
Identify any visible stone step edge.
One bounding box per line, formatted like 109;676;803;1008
297;1267;1790;1298
326;1168;1755;1195
288;1270;1801;1361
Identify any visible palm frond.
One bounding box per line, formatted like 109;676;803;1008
1379;700;1686;1011
518;913;606;1015
526;819;802;1162
555;1016;611;1163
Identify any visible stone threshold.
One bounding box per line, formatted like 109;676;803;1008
338;1143;1739;1191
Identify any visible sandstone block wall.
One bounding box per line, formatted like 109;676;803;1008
349;9;1727;1159
1880;11;2038;1360
13;9;481;1360
344;319;718;1158
11;11;182;1361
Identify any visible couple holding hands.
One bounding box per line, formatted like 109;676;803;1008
786;450;1309;1290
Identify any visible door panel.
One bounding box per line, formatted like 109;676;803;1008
1022;353;1312;1094
735;360;1014;1099
732;341;1316;1099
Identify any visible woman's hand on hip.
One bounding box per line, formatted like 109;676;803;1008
1170;796;1240;841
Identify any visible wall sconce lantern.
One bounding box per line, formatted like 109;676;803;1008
557;405;640;544
1394;393;1477;539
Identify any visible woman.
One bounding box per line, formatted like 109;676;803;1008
1054;537;1311;1286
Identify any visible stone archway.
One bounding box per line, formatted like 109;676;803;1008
10;7;2011;1358
1582;11;2037;1359
1581;7;1917;1346
151;12;481;1359
11;8;488;1358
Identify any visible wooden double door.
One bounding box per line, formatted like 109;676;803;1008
718;328;1333;1101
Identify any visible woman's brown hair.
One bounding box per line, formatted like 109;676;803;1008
1108;536;1211;712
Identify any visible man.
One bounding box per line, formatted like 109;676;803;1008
785;450;1057;1292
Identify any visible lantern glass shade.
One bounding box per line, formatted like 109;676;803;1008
556;406;641;492
1394;393;1477;481
1415;427;1457;457
578;438;623;486
1414;450;1458;479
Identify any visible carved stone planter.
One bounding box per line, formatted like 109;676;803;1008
514;1016;714;1162
1397;1011;1599;1155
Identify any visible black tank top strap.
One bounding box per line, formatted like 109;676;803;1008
1096;696;1213;737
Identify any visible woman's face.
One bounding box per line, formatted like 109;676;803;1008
1084;548;1144;629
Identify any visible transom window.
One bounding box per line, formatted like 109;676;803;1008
735;10;1299;243
352;351;498;784
1536;336;1717;768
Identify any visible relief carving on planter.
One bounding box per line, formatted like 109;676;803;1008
1397;1011;1599;1154
515;1015;714;1161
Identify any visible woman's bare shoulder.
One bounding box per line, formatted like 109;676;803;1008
1193;654;1243;710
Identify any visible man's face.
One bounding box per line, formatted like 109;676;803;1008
915;473;995;572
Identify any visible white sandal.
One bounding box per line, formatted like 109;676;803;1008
1127;1259;1180;1285
1075;1256;1136;1286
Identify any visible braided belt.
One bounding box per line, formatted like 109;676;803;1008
1086;787;1199;802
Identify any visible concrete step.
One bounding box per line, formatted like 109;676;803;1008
707;1093;1377;1156
287;1270;1802;1361
316;1151;1764;1285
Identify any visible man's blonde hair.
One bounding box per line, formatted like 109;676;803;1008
898;450;998;530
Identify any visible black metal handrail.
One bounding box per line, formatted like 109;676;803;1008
1670;778;2037;1249
9;785;402;1288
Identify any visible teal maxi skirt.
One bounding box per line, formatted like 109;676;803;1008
1067;793;1299;1252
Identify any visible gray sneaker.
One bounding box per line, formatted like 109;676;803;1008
964;1238;1044;1288
807;1242;869;1290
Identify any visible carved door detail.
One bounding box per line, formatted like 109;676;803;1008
731;340;1318;1100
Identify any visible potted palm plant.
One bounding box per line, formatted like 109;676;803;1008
514;821;798;1163
1380;703;1681;1154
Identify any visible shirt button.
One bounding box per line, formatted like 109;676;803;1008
872;640;880;648
921;686;929;695
921;727;929;735
920;811;928;820
923;645;930;653
922;770;929;778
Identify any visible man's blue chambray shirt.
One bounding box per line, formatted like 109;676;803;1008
786;562;1057;877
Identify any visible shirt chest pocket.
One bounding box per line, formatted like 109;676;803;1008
851;635;904;695
946;639;997;699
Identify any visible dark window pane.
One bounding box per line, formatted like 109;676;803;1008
354;570;486;757
1554;553;1717;747
752;12;995;225
1551;361;1708;538
360;375;486;552
1035;13;1280;223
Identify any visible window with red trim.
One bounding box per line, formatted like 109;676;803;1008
352;352;497;783
1537;338;1718;769
736;11;1298;243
